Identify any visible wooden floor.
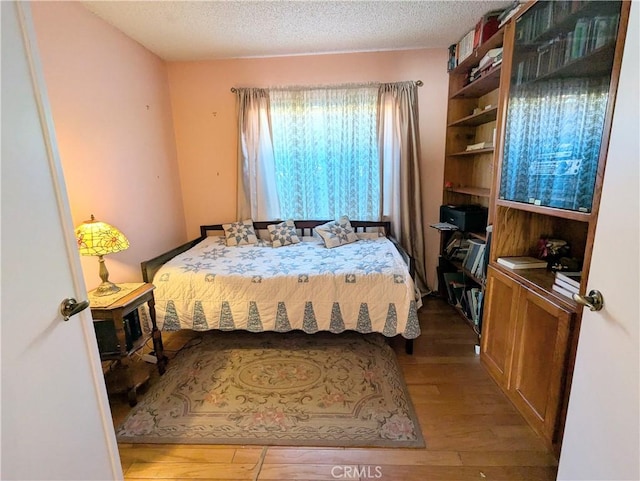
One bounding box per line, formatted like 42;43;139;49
112;297;558;480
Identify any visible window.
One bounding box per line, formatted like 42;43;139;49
269;86;380;220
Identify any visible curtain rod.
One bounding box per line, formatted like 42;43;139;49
230;80;423;93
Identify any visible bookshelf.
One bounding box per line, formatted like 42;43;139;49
440;20;505;334
438;230;488;336
444;24;504;219
480;0;630;454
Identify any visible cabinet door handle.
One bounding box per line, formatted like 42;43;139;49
573;290;604;312
60;298;90;321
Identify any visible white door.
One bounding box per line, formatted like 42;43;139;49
1;2;122;480
557;4;639;480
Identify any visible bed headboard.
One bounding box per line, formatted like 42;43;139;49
199;220;392;238
142;219;413;283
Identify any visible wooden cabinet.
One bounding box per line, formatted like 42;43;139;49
475;0;630;456
483;0;629;446
480;266;519;385
481;266;575;448
90;282;168;406
510;287;573;443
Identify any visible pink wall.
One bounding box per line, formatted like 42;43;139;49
166;50;448;290
32;2;187;290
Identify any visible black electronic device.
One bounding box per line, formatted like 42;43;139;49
439;204;488;232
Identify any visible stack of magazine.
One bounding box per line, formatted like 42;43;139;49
552;271;581;299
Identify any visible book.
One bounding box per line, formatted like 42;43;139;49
554;277;579;294
463;239;485;272
442;271;465;305
555;271;581;289
496;256;547;269
480;225;493;279
478;47;503;70
552;283;577;300
474;11;501;49
571;18;590;60
447;43;458;71
457;28;476;63
499;1;523;28
471;244;486;278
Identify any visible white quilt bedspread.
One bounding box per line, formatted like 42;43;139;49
153;236;421;339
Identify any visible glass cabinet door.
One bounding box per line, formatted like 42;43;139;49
499;0;623;212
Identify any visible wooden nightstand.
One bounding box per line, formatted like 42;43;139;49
89;282;168;406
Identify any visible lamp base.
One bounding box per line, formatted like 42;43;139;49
94;281;122;297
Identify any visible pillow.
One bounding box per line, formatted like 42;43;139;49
222;219;258;246
268;219;300;248
314;216;359;248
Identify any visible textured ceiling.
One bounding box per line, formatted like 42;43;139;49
81;1;512;61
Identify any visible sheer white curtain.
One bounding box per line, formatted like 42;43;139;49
235;83;427;292
236;88;280;220
269;86;380;220
378;82;427;293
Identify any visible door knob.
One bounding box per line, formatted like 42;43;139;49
60;297;90;321
572;290;604;312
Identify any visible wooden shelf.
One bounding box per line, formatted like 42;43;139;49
468;231;487;241
495;198;592;222
449;106;498;127
448;187;491;198
443;257;484;285
515;43;616;87
451;65;502;99
491;263;579;312
538;43;616;82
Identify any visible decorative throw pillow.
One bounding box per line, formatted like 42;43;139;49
267;219;300;248
222;219;258;246
314;216;359;248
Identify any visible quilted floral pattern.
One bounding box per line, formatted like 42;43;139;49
152;235;422;339
222;219;258;246
267;219;300;248
314;215;359;248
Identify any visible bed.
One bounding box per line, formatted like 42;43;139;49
141;220;421;353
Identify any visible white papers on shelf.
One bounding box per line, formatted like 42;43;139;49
465;141;494;151
496;256;547;269
430;222;459;231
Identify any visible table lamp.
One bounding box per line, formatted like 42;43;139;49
75;215;130;296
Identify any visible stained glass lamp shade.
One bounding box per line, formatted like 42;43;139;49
75;215;130;296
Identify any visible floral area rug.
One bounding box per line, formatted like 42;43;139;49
116;330;424;447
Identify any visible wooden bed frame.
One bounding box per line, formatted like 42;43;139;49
141;220;416;354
